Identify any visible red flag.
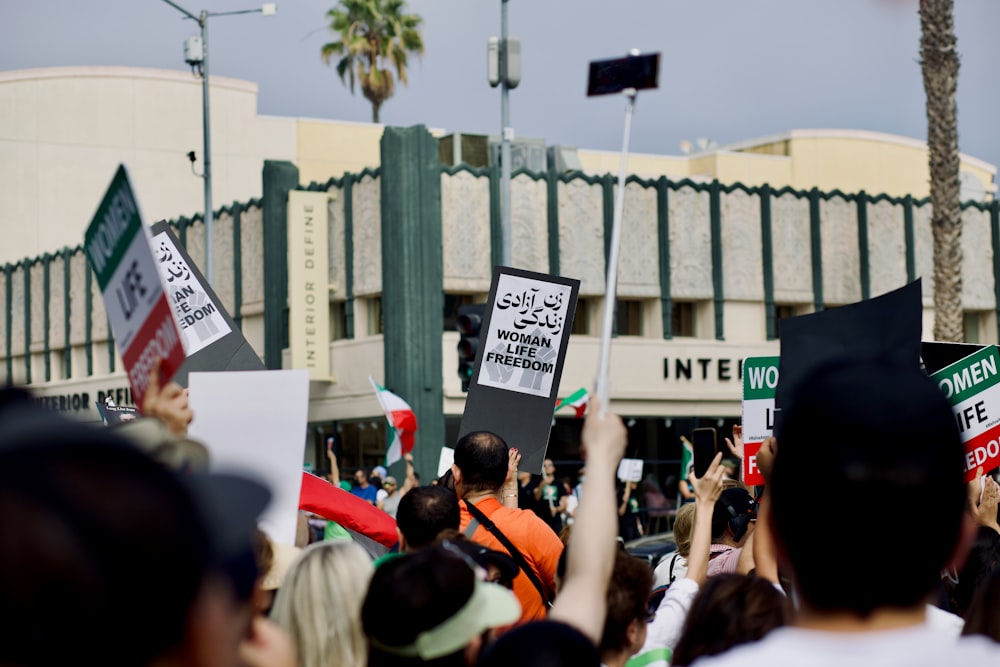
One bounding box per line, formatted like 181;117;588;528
298;472;398;548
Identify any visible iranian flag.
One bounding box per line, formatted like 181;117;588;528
554;388;589;417
678;436;694;506
369;377;418;466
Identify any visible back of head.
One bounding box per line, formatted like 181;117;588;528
0;408;211;667
362;547;520;667
673;503;697;557
671;574;790;666
601;551;654;656
454;431;509;494
270;540;373;667
710;488;755;543
478;621;600;667
771;359;966;616
397;486;460;549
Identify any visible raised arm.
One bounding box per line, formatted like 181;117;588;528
549;398;627;644
685;453;725;585
502;448;521;509
326;440;341;486
400;452;418;496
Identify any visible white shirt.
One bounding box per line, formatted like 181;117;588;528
690;624;1000;667
640;577;700;656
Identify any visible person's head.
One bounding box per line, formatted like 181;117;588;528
0;409;219;666
396;486;460;550
362;546;520;667
771;359;967;617
436;536;519;589
270;540;374;667
373;465;388;483
710;488;756;547
478;621;600;667
354;468;370;487
672;502;697;558
543;459;556;476
453;431;509;497
671;574;791;666
600;551;655;662
383;476;399;496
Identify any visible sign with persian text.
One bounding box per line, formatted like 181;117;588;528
84;165;185;408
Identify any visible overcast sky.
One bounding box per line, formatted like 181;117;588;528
3;0;999;174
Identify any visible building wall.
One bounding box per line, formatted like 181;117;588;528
0;67;298;264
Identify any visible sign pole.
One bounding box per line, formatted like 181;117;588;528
594;86;637;416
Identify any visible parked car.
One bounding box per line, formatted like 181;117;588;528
624;531;676;568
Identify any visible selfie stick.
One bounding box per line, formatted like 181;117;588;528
594;81;638;417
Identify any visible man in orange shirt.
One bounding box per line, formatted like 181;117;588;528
453;431;564;623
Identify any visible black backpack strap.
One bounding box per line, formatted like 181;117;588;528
466;500;554;608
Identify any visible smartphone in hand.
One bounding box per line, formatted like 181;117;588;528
692;427;718;478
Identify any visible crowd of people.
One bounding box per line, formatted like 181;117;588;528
2;351;1000;667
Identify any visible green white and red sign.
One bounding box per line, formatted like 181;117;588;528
84;165;185;408
929;345;1000;482
741;356;779;486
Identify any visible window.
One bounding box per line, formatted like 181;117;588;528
774;305;796;339
367;297;383;335
571;298;590;334
671;302;695;337
964;311;983;344
616;300;643;336
330;301;348;341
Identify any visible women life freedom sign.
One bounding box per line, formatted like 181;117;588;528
930;345;1000;482
477;273;574;399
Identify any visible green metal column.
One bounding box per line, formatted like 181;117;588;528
760;185;776;340
856;193;870;301
809;188;824;312
657;177;672;339
262;160;299;370
380;125;445;481
709;181;724;340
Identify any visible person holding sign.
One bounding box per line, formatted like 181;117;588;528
692;359;1000;666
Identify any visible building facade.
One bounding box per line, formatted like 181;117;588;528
3;68;999;487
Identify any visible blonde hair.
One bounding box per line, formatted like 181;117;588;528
270;540;374;667
673;503;697;558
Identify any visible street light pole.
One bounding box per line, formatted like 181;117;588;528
160;1;274;287
199;9;214;287
499;0;511;267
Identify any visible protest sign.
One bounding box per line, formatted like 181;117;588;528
96;402;139;425
741;356;778;486
84;165;185;408
459;267;580;473
150;222;265;385
187;369;310;545
617;458;644;483
438;446;455;477
929;345;1000;482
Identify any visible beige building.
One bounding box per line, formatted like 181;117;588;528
3;67;998;480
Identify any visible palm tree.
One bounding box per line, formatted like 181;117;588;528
321;0;424;124
919;0;962;342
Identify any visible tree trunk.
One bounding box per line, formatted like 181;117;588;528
920;0;963;342
372;102;381;124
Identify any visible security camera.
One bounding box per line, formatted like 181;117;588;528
187;151;197;163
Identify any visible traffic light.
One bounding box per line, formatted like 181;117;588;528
457;304;486;392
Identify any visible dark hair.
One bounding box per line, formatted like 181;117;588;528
949;526;1000;617
396;486;460;549
770;360;966;616
671;575;790;666
0;414;211;666
454;431;509;494
961;561;1000;641
600;551;654;654
710;488;755;542
478;621;600;667
362;548;476;667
